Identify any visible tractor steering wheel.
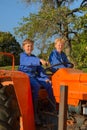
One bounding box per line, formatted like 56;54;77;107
45;62;74;74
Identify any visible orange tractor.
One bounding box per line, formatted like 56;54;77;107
0;52;87;130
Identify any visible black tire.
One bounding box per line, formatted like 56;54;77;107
0;83;20;130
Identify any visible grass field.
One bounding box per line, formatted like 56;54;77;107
0;66;18;70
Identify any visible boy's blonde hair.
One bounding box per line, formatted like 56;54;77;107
22;39;34;47
54;38;65;45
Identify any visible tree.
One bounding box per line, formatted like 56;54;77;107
0;32;23;66
15;0;87;67
71;29;87;69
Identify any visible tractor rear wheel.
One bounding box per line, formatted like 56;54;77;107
0;83;20;130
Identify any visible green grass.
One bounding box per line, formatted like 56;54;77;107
0;66;18;70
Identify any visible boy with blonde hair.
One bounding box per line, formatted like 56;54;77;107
49;37;71;72
19;39;55;125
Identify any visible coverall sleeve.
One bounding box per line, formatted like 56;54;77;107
49;51;59;65
49;51;66;72
62;53;71;68
37;65;49;81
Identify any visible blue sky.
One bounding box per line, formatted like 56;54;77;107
0;0;40;41
0;0;81;33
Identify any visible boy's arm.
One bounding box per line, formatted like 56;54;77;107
49;51;65;72
63;53;71;67
40;59;49;66
37;65;51;82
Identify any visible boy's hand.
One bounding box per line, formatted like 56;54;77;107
45;79;51;84
40;59;49;66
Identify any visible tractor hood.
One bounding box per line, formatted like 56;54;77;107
52;68;87;106
52;68;87;82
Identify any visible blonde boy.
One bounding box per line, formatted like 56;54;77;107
19;39;55;125
49;37;71;72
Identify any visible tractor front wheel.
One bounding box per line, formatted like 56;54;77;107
0;83;20;130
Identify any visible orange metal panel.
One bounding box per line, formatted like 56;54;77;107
11;71;35;130
52;68;87;106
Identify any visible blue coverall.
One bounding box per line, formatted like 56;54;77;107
49;49;70;73
18;52;54;101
